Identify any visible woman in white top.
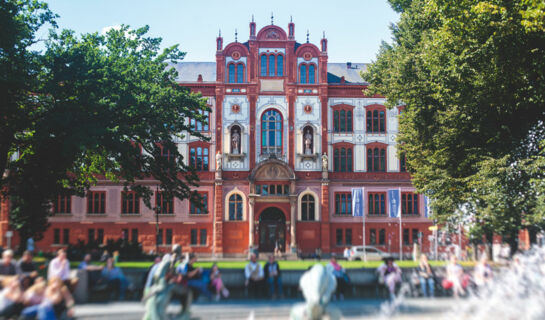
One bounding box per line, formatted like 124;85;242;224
446;255;465;298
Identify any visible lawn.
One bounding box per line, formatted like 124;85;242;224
83;259;475;270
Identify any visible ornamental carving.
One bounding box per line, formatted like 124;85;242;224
231;104;240;113
265;30;280;40
231;51;241;60
303;52;312;61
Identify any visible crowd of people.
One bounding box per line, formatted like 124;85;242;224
0;243;502;319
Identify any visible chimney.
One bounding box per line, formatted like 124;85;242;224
346;62;352;69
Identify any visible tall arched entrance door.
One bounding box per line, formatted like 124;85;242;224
259;207;286;252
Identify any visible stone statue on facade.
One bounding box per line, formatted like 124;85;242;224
290;264;341;320
143;246;192;320
322;153;328;171
216;151;222;170
304;129;313;155
231;129;241;154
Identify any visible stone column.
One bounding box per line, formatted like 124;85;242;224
290;197;297;251
248;197;255;249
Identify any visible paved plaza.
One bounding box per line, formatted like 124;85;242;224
74;298;458;320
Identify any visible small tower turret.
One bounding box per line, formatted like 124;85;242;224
288;16;295;40
321;31;328;53
249;15;256;40
216;29;223;51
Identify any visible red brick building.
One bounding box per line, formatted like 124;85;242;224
0;20;433;256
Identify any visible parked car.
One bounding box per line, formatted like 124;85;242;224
347;246;389;261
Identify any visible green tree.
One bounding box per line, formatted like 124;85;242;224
363;0;545;251
2;1;209;244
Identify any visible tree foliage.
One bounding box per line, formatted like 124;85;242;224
363;0;545;247
2;1;209;243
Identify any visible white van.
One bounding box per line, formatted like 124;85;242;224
348;246;388;261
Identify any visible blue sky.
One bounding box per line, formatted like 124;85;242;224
40;0;399;63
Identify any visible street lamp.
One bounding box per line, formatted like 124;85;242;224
155;185;160;254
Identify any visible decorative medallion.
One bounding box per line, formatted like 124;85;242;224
231;51;241;60
231;104;241;113
304;105;312;114
303;52;312;61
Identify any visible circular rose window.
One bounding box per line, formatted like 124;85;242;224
304;105;312;114
231;51;241;60
231;104;241;113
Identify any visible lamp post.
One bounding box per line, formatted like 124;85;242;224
155;185;160;254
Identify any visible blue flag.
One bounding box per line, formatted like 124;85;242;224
352;188;364;217
424;196;430;218
388;189;401;218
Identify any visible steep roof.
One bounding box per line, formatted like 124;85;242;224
169;62;368;84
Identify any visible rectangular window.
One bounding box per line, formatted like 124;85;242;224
87;191;106;214
54;195;71;214
63;229;69;245
157;229;163;245
189;146;209;171
190;193;208;215
53;229;60;245
403;228;410;245
200;229;207;246
345;229;352;246
379;229;386;245
334;147;353;172
412;229;419;244
131;228;138;243
97;229;104;244
166;229;173;245
122;191;140;214
402;193;419;215
334;193;352;215
368;192;386;216
156;191;174;214
88;229;95;243
190;229;198;245
336;229;343;246
122;228;129;241
190;110;209;132
333;109;353;133
370;228;377;245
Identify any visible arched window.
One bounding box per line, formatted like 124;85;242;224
367;145;386;172
334;144;353;172
269;55;275;76
261;109;282;155
228;64;235;83
277;55;283;76
228;194;243;221
366;106;386;133
301;194;315;221
260;55;267;77
302;126;313;154
236;64;244;83
300;65;307;84
308;65;315;84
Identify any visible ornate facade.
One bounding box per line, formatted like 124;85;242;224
1;20;433;256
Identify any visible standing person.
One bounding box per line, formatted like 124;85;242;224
244;253;264;297
101;257;129;300
445;254;466;298
417;254;435;298
264;255;283;299
209;263;229;301
377;257;402;299
473;254;493;288
327;255;349;300
143;256;162;293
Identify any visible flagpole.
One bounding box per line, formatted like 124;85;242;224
363;188;366;263
399;187;402;261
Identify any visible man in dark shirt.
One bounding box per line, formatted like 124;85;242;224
264;255;283;298
16;250;37;289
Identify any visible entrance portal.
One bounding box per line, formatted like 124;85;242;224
258;207;286;252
